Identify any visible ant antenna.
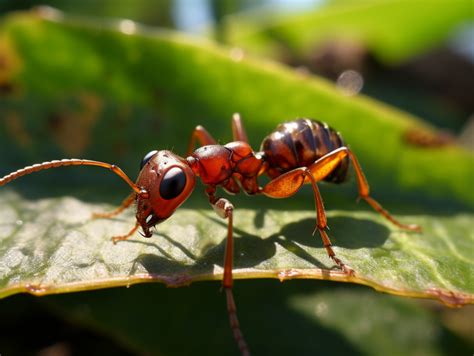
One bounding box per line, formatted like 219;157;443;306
0;158;148;198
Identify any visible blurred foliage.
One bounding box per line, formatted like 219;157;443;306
222;0;474;132
222;0;473;64
0;9;472;206
0;0;175;27
1;282;470;356
0;3;473;356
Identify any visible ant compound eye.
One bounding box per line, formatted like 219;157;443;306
159;167;187;200
140;150;158;170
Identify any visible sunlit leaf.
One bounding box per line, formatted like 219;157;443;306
1;192;472;306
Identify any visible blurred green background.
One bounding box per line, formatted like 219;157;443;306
0;0;473;355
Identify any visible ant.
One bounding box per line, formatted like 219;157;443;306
0;113;420;356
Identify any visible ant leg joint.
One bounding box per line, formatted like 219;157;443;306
332;256;355;276
213;198;234;219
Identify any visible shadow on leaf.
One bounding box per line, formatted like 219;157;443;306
272;217;390;250
133;214;391;275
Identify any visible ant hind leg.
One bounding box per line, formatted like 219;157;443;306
308;147;421;232
261;167;354;275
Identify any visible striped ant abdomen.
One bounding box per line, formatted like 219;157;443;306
260;118;349;183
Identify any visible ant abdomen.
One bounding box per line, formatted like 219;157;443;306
260;118;349;182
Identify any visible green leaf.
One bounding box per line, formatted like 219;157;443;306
223;0;473;64
0;9;472;308
1;191;473;305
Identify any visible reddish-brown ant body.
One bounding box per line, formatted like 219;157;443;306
0;114;420;356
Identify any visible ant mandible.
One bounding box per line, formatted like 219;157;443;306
0;113;421;356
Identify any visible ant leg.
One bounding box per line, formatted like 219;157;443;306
187;113;248;156
262;168;353;274
307;147;421;232
111;221;140;244
206;186;250;356
186;125;217;156
347;150;421;231
231;113;249;143
92;192;136;219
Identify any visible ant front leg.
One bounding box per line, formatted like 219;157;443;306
92;192;136;219
111;221;141;244
261;167;354;275
231;113;249;143
187;113;249;156
91;191;140;244
205;186;250;356
308;147;421;232
186;125;217;156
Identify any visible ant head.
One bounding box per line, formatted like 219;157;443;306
135;150;196;237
